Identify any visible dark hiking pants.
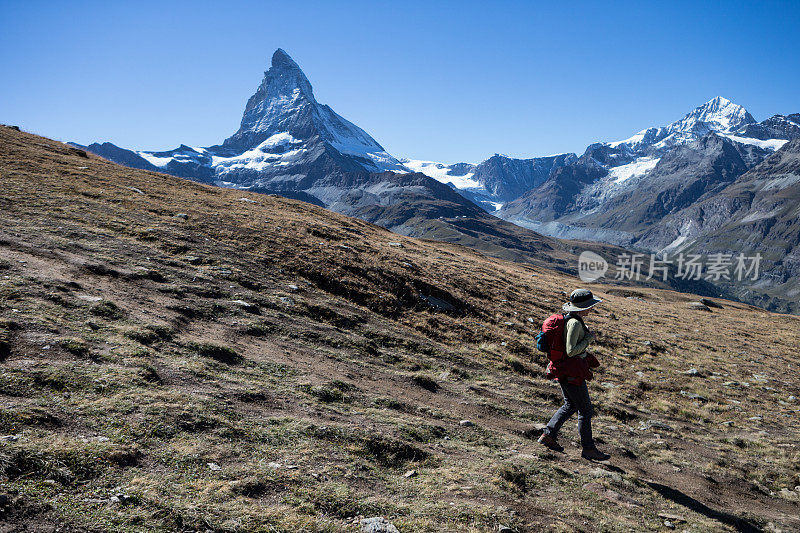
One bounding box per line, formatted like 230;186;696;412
544;380;595;449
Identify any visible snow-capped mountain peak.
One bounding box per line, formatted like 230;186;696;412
222;49;318;152
263;48;316;102
608;96;757;153
215;49;405;172
668;96;755;135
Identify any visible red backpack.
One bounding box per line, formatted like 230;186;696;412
536;313;569;362
536;312;599;383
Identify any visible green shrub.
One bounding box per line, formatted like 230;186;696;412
362;436;428;467
374;397;408;411
189;342;241;364
303;380;356;403
90;300;125;320
61;338;89;358
504;354;533;375
412;373;439;392
497;463;531;492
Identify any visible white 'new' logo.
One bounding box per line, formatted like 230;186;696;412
578;251;608;282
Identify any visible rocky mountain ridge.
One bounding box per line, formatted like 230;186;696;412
69;52;799;313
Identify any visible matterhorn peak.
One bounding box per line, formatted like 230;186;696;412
218;48;406;172
271;48;298;69
257;48;315;102
221;49;318;151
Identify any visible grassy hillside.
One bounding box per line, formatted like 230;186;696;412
1;126;799;532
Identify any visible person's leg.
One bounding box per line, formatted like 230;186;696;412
572;381;595;449
544;381;577;438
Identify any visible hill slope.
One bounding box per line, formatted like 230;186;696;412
1;126;799;532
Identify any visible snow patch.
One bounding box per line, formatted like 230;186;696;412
402;159;482;189
137;152;174;167
607;157;660;184
720;134;789;151
608;130;647;148
212;133;306;173
739;209;780;223
661;234;690;253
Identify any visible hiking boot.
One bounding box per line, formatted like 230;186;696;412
537;432;563;452
581;447;610;461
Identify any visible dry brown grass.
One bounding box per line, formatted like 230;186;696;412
0;126;799;531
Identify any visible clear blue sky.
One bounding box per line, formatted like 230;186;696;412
1;0;798;163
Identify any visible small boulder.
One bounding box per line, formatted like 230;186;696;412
231;300;260;314
459;420;475;427
699;298;723;309
173;213;188;220
657;513;686;523
361;517;400;533
588;467;622;482
420;293;456;312
688;302;712;312
109;492;131;505
521;425;546;440
640;420;674;432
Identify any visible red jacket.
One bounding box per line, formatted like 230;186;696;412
546;353;599;385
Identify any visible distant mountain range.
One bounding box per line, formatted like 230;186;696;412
489;98;800;312
497;96;796;240
72;49;799;312
71;50;642;282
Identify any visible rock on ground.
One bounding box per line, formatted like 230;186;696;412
361;517;400;533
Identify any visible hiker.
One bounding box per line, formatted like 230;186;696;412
537;288;610;461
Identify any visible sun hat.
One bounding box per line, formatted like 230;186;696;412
562;288;602;312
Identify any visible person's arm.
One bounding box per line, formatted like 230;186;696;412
565;319;593;357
